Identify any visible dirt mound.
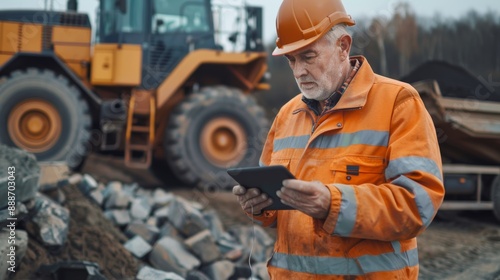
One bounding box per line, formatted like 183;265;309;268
12;184;139;280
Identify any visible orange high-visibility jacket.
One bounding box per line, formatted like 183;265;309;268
254;56;445;279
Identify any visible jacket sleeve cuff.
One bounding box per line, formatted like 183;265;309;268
322;184;342;234
246;210;277;227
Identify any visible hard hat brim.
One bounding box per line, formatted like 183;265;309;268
272;18;355;56
272;35;320;56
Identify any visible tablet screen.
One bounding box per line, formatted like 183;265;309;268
227;165;296;210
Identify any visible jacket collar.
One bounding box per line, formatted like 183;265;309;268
293;56;375;112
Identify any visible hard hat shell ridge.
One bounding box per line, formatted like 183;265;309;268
273;0;355;56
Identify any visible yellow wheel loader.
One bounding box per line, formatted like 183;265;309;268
0;0;269;190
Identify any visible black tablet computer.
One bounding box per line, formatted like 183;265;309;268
227;165;296;210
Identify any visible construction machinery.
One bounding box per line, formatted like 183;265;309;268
402;61;500;222
0;0;269;189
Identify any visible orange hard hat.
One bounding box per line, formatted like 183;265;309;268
273;0;355;56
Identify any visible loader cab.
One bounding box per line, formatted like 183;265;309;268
98;0;218;89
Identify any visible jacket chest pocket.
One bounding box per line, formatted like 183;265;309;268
269;158;291;169
330;155;386;185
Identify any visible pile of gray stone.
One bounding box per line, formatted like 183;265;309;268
0;144;274;280
75;173;273;280
0;145;72;280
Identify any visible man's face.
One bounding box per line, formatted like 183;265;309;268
285;36;345;101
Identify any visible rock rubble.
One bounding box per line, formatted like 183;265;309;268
80;175;273;280
0;144;273;280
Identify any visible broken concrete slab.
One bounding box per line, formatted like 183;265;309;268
102;181;123;199
68;174;84;186
89;189;104;206
184;229;221;264
149;236;200;277
38;162;70;188
130;197;152;221
135;187;153;199
216;232;243;255
146;217;158;227
77;174;98;195
229;226;274;263
0;145;40;208
252;262;270;280
104;210;131;227
24;193;70;251
123;182;139;196
153;205;170;227
167;198;208;237
136;265;184;280
42;173;83;192
104;191;132;210
124;235;152;259
39;175;77;192
223;248;243;262
159;222;183;242
201;260;235;280
153;188;175;208
124;222;160;245
176;195;205;211
203;209;225;241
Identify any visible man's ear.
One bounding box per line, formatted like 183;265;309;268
339;35;352;58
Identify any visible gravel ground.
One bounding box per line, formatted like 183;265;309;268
418;212;500;280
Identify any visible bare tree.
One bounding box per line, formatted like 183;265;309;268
370;17;389;76
392;2;418;76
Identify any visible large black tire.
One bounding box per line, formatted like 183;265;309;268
0;68;91;168
164;86;269;190
492;175;500;222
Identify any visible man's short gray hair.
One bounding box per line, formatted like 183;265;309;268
324;24;349;44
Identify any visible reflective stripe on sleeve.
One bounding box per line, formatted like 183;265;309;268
391;241;402;253
391;175;436;227
333;184;357;236
385;156;442;181
269;248;418;275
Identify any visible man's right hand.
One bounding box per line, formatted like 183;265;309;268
232;185;273;215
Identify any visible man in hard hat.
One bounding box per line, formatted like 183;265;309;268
233;0;444;279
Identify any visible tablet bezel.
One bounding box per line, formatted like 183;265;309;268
227;165;296;211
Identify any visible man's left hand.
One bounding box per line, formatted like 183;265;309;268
277;180;331;219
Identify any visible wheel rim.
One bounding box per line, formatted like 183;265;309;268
200;117;248;167
7;99;62;153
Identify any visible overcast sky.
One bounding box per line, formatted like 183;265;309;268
2;0;499;44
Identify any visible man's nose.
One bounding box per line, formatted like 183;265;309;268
292;61;308;78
